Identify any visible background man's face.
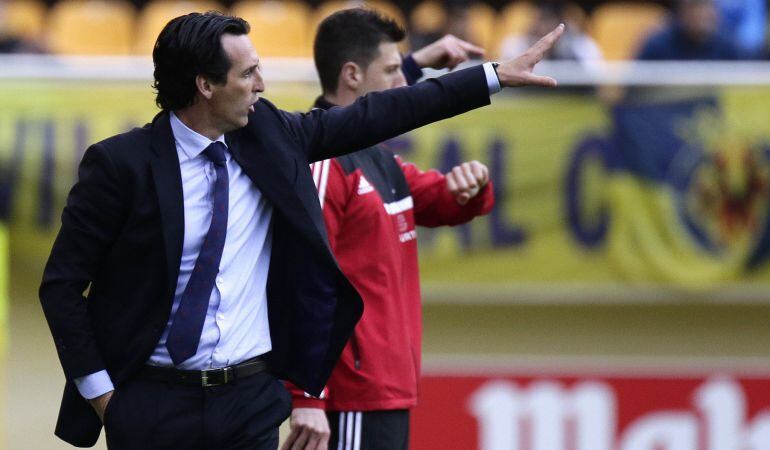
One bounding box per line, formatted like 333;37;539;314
209;33;264;133
358;42;407;96
680;1;718;43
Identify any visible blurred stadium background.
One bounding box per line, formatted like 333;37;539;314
3;0;770;449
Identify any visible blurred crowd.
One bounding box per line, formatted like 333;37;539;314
0;0;767;60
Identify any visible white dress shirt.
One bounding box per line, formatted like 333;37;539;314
74;64;501;399
75;112;273;398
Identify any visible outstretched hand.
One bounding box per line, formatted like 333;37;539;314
496;24;565;88
411;34;485;70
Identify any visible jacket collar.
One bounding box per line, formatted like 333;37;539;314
313;96;337;111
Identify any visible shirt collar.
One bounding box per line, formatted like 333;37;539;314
169;111;228;162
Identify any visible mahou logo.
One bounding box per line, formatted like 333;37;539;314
467;378;770;450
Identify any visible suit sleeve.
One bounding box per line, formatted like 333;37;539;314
39;143;127;380
399;156;495;227
286;159;350;409
277;65;490;163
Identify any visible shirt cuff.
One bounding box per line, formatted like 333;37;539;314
73;370;115;400
482;62;502;95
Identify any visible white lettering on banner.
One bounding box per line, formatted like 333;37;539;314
620;414;697;450
468;378;770;450
468;380;614;450
691;379;770;450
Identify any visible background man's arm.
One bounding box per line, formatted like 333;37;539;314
282;382;330;450
403;34;486;85
400;157;494;227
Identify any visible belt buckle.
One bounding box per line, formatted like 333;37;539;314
201;366;232;387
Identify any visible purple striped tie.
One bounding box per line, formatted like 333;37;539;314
166;141;229;365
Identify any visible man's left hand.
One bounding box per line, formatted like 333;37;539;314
411;34;485;70
446;161;490;205
281;407;330;450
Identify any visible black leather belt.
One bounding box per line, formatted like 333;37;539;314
138;357;269;388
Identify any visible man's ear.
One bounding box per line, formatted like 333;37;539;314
339;61;363;92
196;74;214;100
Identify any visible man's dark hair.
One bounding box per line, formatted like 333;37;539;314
314;8;405;94
153;11;250;111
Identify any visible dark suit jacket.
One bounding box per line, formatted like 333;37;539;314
39;66;489;447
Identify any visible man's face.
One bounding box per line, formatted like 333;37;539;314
357;42;407;96
209;33;264;133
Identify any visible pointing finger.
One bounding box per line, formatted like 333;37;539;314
530;23;565;60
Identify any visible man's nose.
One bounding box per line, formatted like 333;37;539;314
254;74;265;93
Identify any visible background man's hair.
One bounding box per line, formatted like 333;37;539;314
153;11;250;111
314;8;405;94
677;0;715;9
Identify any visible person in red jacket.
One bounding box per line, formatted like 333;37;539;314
283;8;495;450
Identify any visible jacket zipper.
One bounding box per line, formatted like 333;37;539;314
350;333;361;370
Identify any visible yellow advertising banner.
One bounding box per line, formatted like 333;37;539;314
1;81;769;301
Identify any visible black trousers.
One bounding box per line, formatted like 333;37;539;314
103;371;291;450
327;410;410;450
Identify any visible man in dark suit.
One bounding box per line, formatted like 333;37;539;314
39;10;563;449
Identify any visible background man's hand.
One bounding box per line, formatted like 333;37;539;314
446;161;490;205
89;390;114;423
411;34;485;70
281;407;330;450
496;24;565;88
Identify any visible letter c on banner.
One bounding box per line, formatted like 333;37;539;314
566;135;611;248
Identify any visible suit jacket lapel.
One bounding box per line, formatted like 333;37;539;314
149;111;185;301
146;111;335;292
227;129;332;258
